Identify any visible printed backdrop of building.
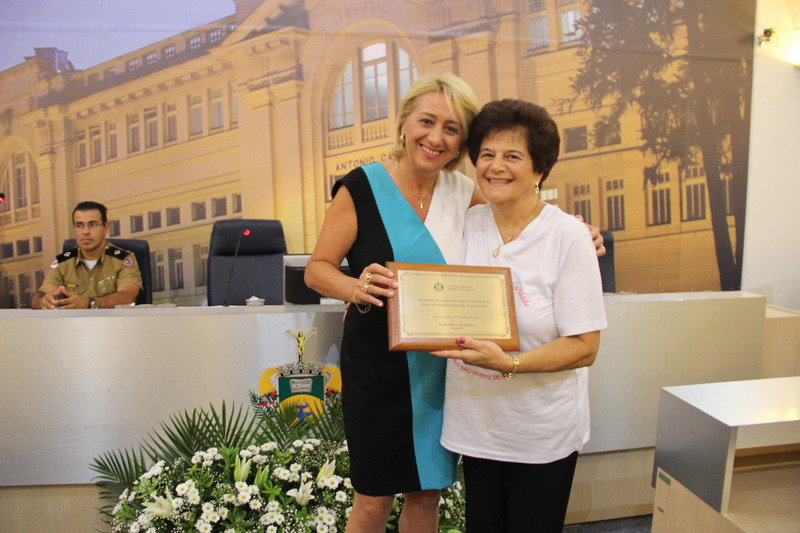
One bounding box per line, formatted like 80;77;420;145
0;0;754;307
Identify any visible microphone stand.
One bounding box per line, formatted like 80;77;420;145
222;229;248;306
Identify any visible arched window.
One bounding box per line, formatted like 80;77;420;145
324;43;418;201
0;152;39;217
327;42;418;134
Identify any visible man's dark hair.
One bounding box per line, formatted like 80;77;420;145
72;201;108;223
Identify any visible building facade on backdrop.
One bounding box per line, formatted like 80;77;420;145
0;0;740;307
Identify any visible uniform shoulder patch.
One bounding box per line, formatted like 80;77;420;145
106;244;131;260
55;247;79;264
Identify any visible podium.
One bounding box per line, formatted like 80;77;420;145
652;377;800;532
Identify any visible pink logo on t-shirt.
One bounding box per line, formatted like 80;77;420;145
454;359;502;380
513;281;532;308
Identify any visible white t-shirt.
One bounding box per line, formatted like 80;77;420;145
425;169;475;264
441;203;608;464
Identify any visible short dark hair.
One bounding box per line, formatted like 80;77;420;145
467;99;561;185
72;201;108;223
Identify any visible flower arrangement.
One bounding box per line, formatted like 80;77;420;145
112;438;352;532
92;394;465;532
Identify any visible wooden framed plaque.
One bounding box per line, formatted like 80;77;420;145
386;262;519;352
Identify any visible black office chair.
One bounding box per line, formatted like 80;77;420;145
599;230;616;293
207;219;287;306
62;238;153;305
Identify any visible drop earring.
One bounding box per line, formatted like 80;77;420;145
535;182;540;194
399;134;406;146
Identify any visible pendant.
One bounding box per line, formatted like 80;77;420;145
419;200;424;209
492;246;500;257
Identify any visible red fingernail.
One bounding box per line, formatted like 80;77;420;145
457;337;466;345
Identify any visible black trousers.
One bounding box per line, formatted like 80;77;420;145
463;451;579;533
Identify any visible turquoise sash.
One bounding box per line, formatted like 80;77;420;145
363;162;456;489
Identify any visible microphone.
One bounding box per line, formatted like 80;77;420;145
223;228;250;306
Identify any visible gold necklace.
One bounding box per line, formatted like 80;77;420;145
492;201;544;257
399;165;437;209
405;187;433;209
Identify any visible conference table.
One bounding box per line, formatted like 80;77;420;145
0;291;768;489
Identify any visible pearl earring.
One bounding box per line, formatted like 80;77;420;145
535;183;540;194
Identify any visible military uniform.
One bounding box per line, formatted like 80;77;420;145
43;243;143;297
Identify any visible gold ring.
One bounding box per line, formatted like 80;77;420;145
361;284;370;294
364;272;373;284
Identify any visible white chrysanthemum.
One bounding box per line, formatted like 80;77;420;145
249;484;260;495
222;493;236;503
195;520;212;532
292;439;304;448
301;471;313;482
187;490;201;505
239;449;253;459
288;471;301;483
261;442;278;452
249;499;263;510
344;478;353;489
202;502;215;513
308;438;321;446
140;461;165;480
273;467;290;480
204;511;221;523
129;522;141;533
170;498;183;508
219;507;228;519
335;491;348;503
236;491;252;505
260;511;285;525
267;500;281;512
302;443;315;451
234;481;248;491
316;524;330;533
266;526;278;533
290;463;302;473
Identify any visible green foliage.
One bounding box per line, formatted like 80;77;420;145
91;391;463;531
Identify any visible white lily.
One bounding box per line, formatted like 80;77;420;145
316;459;336;482
142;493;174;517
286;480;315;506
234;454;252;482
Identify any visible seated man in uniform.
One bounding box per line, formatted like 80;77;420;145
31;201;142;310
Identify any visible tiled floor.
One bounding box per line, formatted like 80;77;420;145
563;515;652;532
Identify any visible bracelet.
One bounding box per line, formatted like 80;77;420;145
502;354;519;380
352;284;371;314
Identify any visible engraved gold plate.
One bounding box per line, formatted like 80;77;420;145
386;262;519;351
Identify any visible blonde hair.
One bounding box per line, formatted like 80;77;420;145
390;73;480;171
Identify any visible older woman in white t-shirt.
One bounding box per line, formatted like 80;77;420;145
432;99;608;533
